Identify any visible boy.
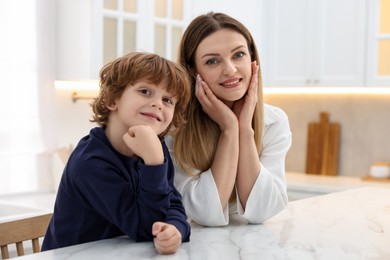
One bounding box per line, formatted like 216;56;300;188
42;52;191;254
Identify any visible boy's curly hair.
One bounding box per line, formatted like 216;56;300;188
90;52;191;137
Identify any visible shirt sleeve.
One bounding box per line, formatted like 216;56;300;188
166;136;229;226
174;167;229;226
236;105;291;223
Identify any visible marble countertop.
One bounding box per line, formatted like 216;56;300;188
286;171;390;194
15;187;390;260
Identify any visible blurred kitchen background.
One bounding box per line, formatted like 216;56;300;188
1;0;389;199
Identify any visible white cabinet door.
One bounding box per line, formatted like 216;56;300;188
57;0;190;80
262;0;312;86
366;0;390;86
262;0;367;87
57;0;95;80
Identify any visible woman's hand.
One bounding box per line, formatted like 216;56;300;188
195;75;237;131
232;61;259;130
233;61;261;208
195;74;240;210
152;222;182;255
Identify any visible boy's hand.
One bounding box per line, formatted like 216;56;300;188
122;125;164;165
152;222;182;255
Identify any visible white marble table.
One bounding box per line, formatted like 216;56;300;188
16;187;390;260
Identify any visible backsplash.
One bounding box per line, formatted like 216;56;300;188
264;93;390;177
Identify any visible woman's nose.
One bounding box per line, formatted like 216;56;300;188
222;60;237;75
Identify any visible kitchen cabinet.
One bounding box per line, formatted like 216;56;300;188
57;0;95;80
261;0;367;87
366;0;390;86
56;0;190;80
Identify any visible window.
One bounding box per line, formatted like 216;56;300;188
92;0;189;76
0;0;57;195
153;0;185;60
102;0;138;65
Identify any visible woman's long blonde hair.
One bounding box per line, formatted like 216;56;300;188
173;12;264;175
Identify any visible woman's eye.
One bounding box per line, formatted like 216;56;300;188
206;58;218;65
233;51;245;59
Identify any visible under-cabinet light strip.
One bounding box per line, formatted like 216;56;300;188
55;81;390;95
263;87;390;95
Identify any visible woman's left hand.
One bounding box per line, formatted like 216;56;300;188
233;61;259;129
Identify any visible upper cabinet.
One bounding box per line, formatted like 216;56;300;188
261;0;367;87
56;0;388;86
366;0;390;86
57;0;95;80
56;0;190;80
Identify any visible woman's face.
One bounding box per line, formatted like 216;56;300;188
194;28;252;105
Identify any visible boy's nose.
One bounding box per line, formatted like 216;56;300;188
151;99;163;110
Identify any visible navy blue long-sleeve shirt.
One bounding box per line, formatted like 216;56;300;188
42;127;190;250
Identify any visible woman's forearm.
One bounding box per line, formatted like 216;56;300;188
235;127;260;209
210;127;239;210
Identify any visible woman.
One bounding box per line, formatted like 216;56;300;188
167;12;292;226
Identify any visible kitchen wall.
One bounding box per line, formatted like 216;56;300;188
264;93;390;177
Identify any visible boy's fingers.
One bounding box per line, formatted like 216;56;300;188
152;222;164;236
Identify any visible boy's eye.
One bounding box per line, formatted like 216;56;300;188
205;58;219;65
138;89;151;95
163;97;174;105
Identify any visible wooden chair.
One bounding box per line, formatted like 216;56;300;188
0;213;52;259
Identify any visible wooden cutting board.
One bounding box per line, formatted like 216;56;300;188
305;112;340;175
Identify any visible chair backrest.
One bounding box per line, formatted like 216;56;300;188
0;213;52;259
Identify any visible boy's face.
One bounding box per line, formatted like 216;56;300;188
112;80;176;135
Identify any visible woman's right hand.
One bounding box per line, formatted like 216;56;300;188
195;75;238;131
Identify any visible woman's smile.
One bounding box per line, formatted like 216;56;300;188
220;77;242;88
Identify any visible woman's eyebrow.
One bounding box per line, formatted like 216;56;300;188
201;52;220;59
231;45;246;53
201;45;246;59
